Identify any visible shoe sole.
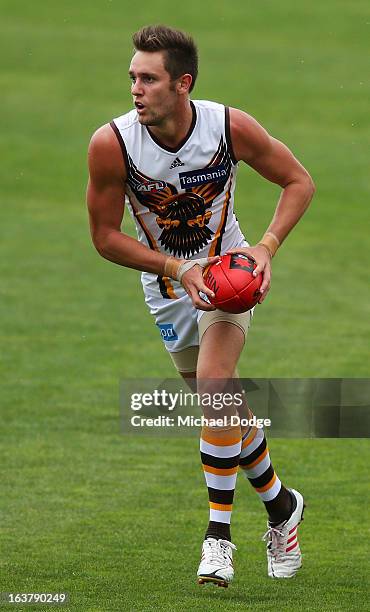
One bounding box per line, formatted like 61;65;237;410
198;576;229;588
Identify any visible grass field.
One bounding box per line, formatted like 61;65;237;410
1;1;369;610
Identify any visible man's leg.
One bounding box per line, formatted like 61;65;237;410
239;422;293;521
194;321;244;586
196;321;244;544
229;374;293;524
196;314;304;580
175;332;243;544
232;375;305;578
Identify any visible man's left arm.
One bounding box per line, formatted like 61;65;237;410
228;107;315;302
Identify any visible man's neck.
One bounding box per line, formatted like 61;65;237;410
147;100;194;149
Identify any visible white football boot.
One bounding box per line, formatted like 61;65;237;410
197;538;236;588
263;489;305;578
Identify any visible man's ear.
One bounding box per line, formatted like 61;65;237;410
176;73;193;94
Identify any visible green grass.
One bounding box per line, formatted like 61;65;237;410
1;434;369;611
0;1;369;610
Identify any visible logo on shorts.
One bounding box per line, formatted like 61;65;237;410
157;323;178;342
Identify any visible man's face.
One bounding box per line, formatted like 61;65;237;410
129;51;178;126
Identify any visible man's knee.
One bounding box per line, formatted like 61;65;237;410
197;362;235;380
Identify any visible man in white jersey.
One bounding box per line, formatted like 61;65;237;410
87;25;315;587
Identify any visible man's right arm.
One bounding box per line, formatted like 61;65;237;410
86;124;218;310
87;124;172;275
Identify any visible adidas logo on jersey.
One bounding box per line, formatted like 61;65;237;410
169;157;185;169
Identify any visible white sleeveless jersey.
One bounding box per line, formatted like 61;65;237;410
111;100;247;301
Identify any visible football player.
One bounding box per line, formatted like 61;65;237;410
87;24;314;586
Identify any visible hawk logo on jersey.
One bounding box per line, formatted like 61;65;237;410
126;138;232;258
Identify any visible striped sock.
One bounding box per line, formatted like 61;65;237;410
200;425;242;542
239;426;292;523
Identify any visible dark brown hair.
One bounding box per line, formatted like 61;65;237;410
132;25;198;92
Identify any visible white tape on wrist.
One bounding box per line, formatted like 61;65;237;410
177;258;210;283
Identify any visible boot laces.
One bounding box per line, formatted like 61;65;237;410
204;539;236;565
262;525;286;561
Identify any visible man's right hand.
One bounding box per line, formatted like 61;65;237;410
178;256;221;311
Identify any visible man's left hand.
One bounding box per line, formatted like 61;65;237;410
226;245;271;303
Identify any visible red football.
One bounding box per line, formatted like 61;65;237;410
204;253;263;313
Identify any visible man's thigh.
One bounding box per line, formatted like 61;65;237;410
170;309;251;375
198;309;251;348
